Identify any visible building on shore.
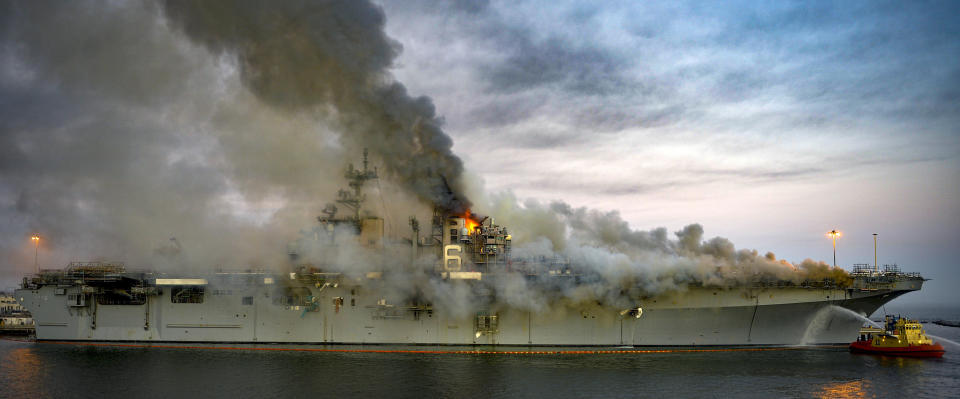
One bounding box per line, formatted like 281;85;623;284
0;293;34;334
1;294;25;315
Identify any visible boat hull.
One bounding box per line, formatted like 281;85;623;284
15;279;919;346
849;341;945;358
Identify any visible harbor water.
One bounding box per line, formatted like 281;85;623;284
1;321;958;398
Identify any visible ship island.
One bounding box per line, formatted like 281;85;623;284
15;152;925;346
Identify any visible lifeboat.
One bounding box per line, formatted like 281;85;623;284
850;315;945;358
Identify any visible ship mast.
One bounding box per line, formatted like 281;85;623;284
334;149;378;231
318;149;378;234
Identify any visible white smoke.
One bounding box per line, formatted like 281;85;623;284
0;1;849;316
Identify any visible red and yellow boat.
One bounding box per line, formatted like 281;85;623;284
850;315;945;358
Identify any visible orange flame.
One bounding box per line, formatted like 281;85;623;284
462;210;480;232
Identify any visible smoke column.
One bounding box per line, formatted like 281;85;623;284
160;0;470;212
0;0;466;283
0;1;850;316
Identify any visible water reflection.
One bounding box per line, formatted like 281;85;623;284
815;379;870;399
0;344;43;397
876;356;926;369
0;338;956;398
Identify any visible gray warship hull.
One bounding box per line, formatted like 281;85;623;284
14;153;926;346
15;273;921;346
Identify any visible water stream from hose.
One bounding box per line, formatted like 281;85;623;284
829;306;882;328
800;306;878;345
927;334;960;348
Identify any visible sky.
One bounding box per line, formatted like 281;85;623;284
376;0;960;305
1;1;958;305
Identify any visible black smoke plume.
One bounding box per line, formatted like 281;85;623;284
160;0;470;212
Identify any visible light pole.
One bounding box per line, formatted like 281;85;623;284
30;233;40;274
827;229;841;267
873;233;878;273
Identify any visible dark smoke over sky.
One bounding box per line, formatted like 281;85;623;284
0;0;467;283
377;0;960;305
161;1;469;212
1;1;958;306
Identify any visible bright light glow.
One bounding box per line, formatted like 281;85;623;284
827;230;841;238
461;210;480;232
30;235;39;241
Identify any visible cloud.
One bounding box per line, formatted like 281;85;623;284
479;36;631;95
2;0;958;303
381;0;960;150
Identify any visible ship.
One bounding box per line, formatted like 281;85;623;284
850;315;945;357
14;152;926;346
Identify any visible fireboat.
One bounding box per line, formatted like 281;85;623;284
850;315;945;358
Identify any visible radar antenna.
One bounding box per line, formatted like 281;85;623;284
321;149;378;232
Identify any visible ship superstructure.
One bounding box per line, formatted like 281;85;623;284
15;152;926;346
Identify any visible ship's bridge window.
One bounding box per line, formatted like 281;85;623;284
171;286;205;304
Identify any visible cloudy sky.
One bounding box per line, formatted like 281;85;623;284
1;1;958;305
376;0;959;304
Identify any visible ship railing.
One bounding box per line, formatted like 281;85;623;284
847;262;922;283
59;261;128;284
853;273;924;290
744;279;845;289
21;269;75;288
65;261;126;274
851;263;876;275
21;263;148;289
882;264;901;274
879;271;921;279
875;264;921;280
